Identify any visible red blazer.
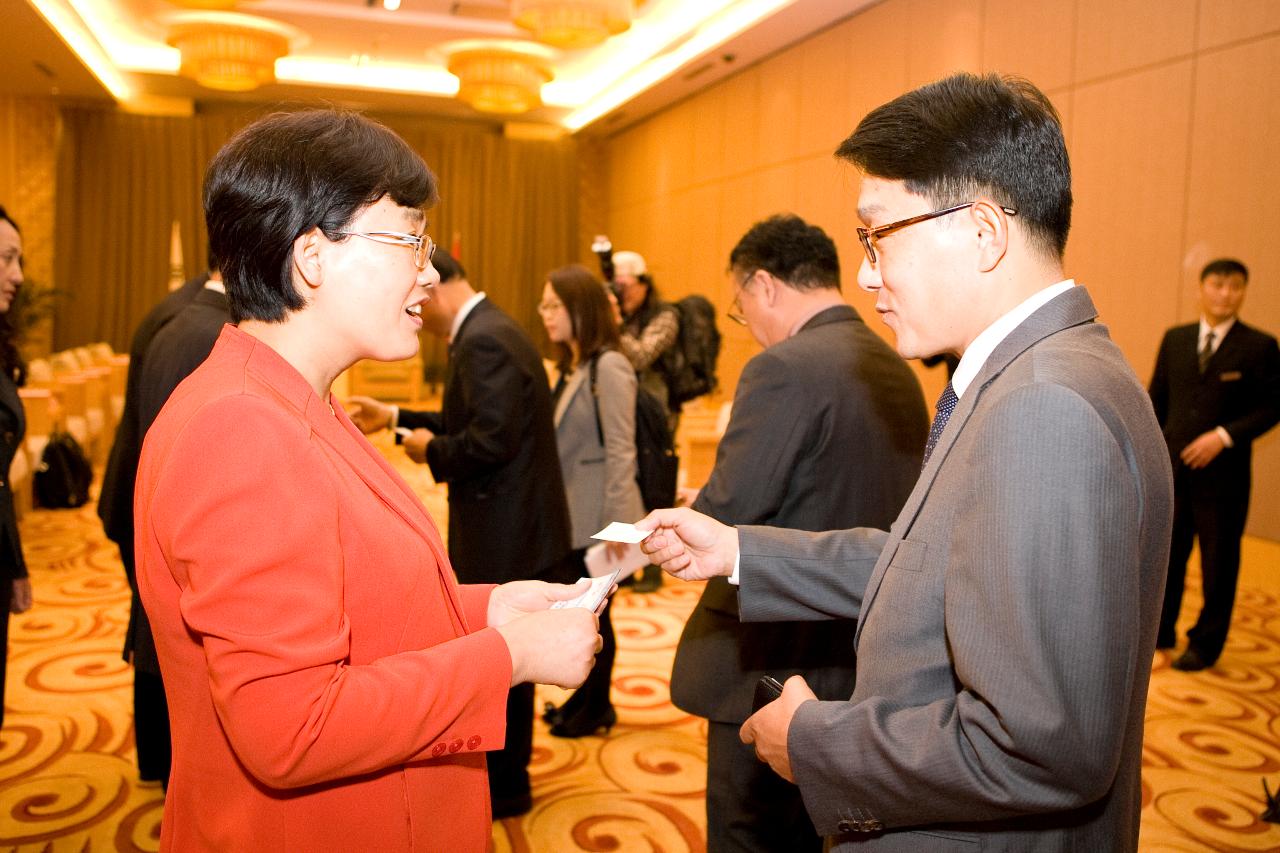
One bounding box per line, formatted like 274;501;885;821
136;325;512;852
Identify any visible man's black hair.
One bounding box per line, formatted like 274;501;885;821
729;214;841;292
1200;258;1248;283
837;72;1072;259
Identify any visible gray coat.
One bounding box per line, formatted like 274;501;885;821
737;287;1173;851
554;349;646;550
673;304;928;723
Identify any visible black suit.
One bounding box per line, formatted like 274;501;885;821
99;274;207;548
1150;318;1280;663
0;366;28;731
397;296;572;808
672;304;928;852
97;275;221;782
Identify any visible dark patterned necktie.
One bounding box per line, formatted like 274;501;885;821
1199;330;1215;374
923;382;957;467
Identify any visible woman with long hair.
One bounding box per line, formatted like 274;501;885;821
538;264;645;738
0;205;33;733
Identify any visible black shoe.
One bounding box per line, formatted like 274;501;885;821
542;690;588;727
632;564;663;593
1172;648;1212;672
549;705;617;739
491;791;532;820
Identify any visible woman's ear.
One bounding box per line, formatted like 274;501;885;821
292;227;325;291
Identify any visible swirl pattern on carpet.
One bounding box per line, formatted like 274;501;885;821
1;438;1277;851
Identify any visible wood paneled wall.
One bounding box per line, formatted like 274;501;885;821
0;96;60;357
587;0;1280;540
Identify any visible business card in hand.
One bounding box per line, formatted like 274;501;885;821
591;522;654;544
550;569;621;612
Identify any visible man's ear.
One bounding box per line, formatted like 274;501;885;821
971;200;1011;273
292;227;325;291
759;271;781;306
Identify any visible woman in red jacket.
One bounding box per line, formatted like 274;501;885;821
135;110;600;851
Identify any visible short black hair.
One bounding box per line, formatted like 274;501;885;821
204;109;438;323
729;214;841;292
1200;258;1248;283
432;249;465;284
837;72;1072;259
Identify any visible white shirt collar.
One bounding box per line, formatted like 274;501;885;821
450;291;486;342
951;279;1076;398
1198;316;1235;351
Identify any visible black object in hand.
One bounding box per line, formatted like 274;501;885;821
752;675;784;712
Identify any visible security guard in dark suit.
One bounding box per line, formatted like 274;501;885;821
1150;258;1280;671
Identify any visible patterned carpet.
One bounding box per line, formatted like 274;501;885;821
1;432;1278;851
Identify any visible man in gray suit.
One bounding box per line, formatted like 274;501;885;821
640;73;1173;851
671;213;927;851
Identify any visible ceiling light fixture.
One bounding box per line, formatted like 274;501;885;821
447;46;553;114
166;12;299;92
512;0;632;50
562;0;794;130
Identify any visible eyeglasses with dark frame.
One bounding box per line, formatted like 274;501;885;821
338;230;436;270
856;201;1017;266
726;270;755;326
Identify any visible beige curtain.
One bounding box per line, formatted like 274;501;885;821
53;107;580;375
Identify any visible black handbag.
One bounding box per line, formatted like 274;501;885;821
34;429;93;509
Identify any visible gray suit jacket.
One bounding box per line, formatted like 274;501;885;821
672;304;927;723
554;349;646;550
738;287;1173;851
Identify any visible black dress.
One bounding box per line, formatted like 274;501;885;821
0;367;29;731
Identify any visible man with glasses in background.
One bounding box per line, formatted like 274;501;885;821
639;73;1173;851
348;249;573;819
671;213;925;852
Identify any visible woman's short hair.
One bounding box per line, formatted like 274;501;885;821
204;109;438;323
546;264;619;372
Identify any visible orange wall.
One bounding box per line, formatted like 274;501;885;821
0;96;60;356
590;0;1280;540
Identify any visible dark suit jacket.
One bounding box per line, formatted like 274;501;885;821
98;273;208;547
1149;319;1280;488
399;298;572;585
124;287;230;673
737;288;1172;851
0;368;27;583
671;304;927;724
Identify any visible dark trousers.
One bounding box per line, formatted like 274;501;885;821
119;547;172;781
488;682;534;804
1159;465;1250;663
554;548;616;718
1;579;10;732
133;669;171;784
706;720;822;853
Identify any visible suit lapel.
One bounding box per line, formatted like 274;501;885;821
237;328;472;634
554;367;588;427
310;402;471;633
853;287;1101;647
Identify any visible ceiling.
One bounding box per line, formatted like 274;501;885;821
8;0;872;134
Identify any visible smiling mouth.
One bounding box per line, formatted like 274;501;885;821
406;304;422;317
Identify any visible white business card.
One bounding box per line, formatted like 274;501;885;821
549;569;620;612
591;522;653;544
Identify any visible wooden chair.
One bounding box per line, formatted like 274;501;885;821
14;388;56;515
